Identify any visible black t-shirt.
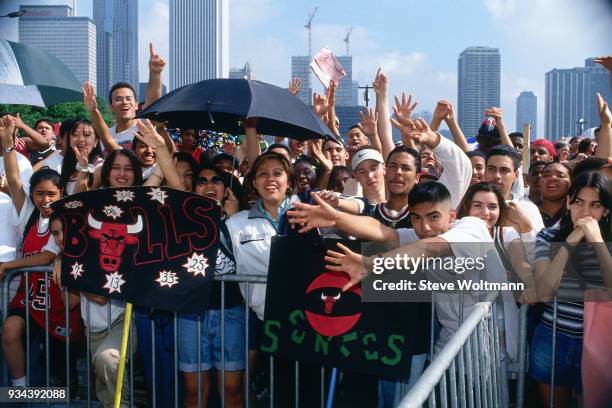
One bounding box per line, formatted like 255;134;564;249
365;202;412;229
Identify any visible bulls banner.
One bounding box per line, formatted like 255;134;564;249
51;187;220;313
262;235;429;380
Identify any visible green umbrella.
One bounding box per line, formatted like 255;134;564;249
0;39;82;107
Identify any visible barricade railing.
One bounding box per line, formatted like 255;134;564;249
397;292;508;408
0;267;338;407
1;268;518;407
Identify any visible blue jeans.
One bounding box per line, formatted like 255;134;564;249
178;305;246;372
134;309;181;406
529;323;582;394
378;354;428;407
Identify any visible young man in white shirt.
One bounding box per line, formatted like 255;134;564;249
288;182;519;358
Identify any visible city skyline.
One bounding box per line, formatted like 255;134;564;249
1;0;612;138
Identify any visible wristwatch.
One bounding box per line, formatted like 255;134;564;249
3;146;15;153
76;163;95;173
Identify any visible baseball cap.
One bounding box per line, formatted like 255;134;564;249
351;148;384;171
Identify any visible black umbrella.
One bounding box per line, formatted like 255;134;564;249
0;39;82;107
138;79;338;141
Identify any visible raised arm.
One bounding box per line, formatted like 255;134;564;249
373;68;394;159
325;81;340;137
142;42;166;111
431;100;470;153
390;92;418;149
309;141;333;190
357;107;382;153
13;113;52;151
287;192;400;244
595;93;611;160
135;119;183;190
83;81;119;152
244;118;261;167
0;116;26;213
484;107;512;147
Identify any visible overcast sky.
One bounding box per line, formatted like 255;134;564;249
2;0;612;137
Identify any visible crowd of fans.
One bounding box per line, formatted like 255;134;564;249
0;45;610;408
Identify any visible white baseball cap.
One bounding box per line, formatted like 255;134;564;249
351;148;384;171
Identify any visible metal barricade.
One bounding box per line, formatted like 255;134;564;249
397;292;509;408
0;267;342;407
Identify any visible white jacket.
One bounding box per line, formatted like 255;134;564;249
225;196;300;320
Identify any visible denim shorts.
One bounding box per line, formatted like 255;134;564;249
528;323;582;394
178;305;246;372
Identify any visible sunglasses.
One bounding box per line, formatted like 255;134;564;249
194;176;224;186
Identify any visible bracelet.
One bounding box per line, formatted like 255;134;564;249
76;163;95;173
2;146;15;153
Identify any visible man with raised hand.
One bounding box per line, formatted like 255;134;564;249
85;42;166;153
287;182;519;359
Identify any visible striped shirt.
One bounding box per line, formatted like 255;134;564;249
535;225;610;337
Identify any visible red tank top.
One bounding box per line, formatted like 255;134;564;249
9;216;83;342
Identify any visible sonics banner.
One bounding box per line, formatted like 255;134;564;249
262;235;429;379
51;187;220;313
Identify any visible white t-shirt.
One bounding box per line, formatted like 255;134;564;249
36;151;64;173
11;195;60;256
397;216;519;359
80;296;126;333
110;123;138;150
0;152;33;191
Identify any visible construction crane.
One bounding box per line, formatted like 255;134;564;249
344;26;353;56
305;6;318;58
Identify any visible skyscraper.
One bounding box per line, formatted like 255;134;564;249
93;0;138;98
516;91;537;139
545;58;612;140
19;5;97;88
335;56;358;106
291;56;311;105
93;0;113;98
170;0;229;90
458;46;501;138
229;62;254;79
112;1;138;93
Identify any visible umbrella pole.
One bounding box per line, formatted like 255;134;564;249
113;302;133;408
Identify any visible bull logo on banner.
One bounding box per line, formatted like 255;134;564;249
51;187;220;313
87;213;143;273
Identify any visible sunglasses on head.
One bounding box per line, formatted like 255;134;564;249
194;176;224;185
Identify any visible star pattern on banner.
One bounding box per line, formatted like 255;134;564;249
182;252;209;277
103;205;123;220
156;270;180;288
147;187;168;204
114;190;135;202
63;200;83;209
70;262;84;279
103;271;126;294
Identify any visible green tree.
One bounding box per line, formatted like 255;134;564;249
0;97;114;129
